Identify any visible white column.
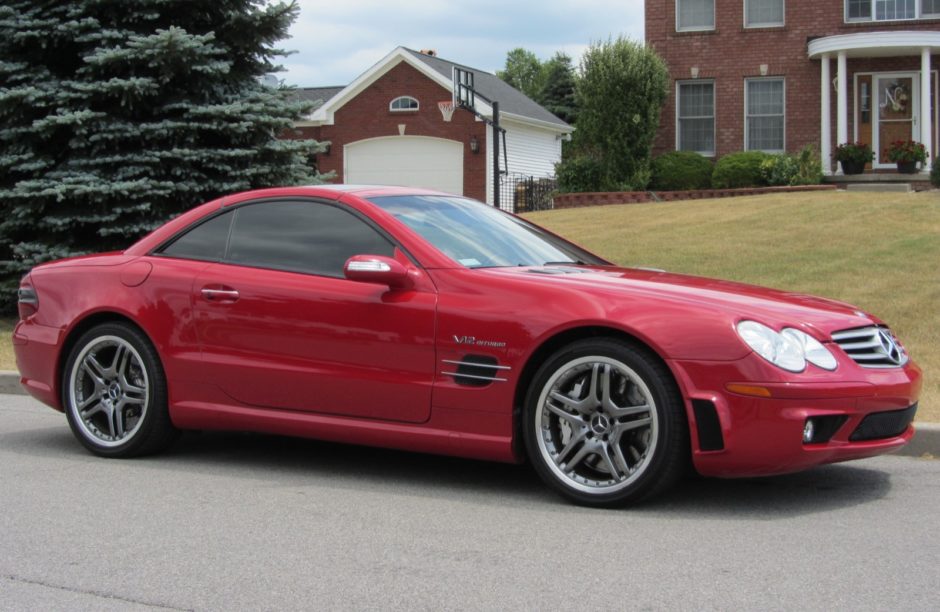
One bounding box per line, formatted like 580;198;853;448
922;48;933;173
821;54;832;175
836;51;848;176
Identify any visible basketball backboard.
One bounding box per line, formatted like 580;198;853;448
453;66;475;110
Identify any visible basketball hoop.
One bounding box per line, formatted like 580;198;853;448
438;100;456;122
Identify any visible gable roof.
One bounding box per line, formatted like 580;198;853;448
295;86;345;108
302;47;571;133
401;48;570;129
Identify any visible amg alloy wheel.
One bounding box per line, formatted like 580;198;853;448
524;339;688;506
63;322;177;457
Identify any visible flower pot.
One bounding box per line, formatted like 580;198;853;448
839;159;865;175
896;161;918;174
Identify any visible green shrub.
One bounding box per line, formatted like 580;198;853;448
931;157;940;188
650;151;713;191
556;153;607;193
792;144;824;185
759;146;823;187
760;155;798;187
712;151;773;188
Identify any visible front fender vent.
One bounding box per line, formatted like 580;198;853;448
441;356;510;387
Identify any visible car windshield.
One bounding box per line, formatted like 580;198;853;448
368;195;607;269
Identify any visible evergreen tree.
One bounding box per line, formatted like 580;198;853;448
538;52;578;125
0;0;323;309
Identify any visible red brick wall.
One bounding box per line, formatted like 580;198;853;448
291;61;488;201
646;0;939;159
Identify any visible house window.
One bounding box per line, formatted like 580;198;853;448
878;0;916;19
389;96;419;112
846;0;936;20
745;0;785;26
677;81;715;156
746;78;785;153
676;0;715;31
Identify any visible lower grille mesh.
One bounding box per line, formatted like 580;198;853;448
849;404;917;442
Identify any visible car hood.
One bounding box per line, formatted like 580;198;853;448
488;265;877;338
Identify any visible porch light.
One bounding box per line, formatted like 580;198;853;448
470;135;480;154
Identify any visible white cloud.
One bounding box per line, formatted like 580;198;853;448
280;0;645;86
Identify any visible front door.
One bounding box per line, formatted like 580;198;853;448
873;74;919;168
191;198;437;424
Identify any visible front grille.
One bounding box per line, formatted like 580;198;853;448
831;326;908;368
849;404;917;441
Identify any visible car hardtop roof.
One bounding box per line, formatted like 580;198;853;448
220;184;456;206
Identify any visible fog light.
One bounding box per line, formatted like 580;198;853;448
803;419;815;444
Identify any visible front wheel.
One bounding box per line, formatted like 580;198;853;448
523;338;688;507
62;322;178;457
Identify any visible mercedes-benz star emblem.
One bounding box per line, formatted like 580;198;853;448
876;329;903;366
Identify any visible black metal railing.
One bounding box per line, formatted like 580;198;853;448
497;173;556;214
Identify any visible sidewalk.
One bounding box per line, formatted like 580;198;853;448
1;370;935;458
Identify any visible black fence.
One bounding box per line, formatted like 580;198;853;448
497;173;556;214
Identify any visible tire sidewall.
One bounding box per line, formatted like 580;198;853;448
523;338;683;506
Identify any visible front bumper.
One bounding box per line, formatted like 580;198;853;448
668;353;922;478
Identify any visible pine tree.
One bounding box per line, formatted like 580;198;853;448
538;53;578;125
0;0;323;310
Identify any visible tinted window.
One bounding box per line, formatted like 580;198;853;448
226;200;395;276
161;212;233;261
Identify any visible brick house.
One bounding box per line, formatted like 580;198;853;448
646;0;939;173
292;47;572;207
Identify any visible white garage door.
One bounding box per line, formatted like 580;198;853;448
344;136;464;195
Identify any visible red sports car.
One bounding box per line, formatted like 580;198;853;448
13;186;921;506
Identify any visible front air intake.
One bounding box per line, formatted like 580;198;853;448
691;399;724;451
849;404;917;442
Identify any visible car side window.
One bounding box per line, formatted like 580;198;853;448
160;211;233;262
225;200;395;277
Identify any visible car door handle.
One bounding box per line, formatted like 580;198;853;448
201;287;240;302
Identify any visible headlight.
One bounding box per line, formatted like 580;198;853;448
781;328;838;371
736;321;837;372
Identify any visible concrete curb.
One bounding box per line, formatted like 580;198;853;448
0;369;935;457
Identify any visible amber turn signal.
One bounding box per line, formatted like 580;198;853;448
725;384;773;398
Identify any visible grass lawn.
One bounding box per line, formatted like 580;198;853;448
525;190;939;423
0;318;14;375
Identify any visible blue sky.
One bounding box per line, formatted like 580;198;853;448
280;0;645;87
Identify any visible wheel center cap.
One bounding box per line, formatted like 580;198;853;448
107;383;122;401
590;414;611;435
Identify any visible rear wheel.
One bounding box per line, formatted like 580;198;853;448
62;322;178;457
523;338;688;507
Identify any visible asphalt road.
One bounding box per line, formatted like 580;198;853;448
2;394;938;612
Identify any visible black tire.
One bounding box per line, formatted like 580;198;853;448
62;322;178;457
522;338;688;507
